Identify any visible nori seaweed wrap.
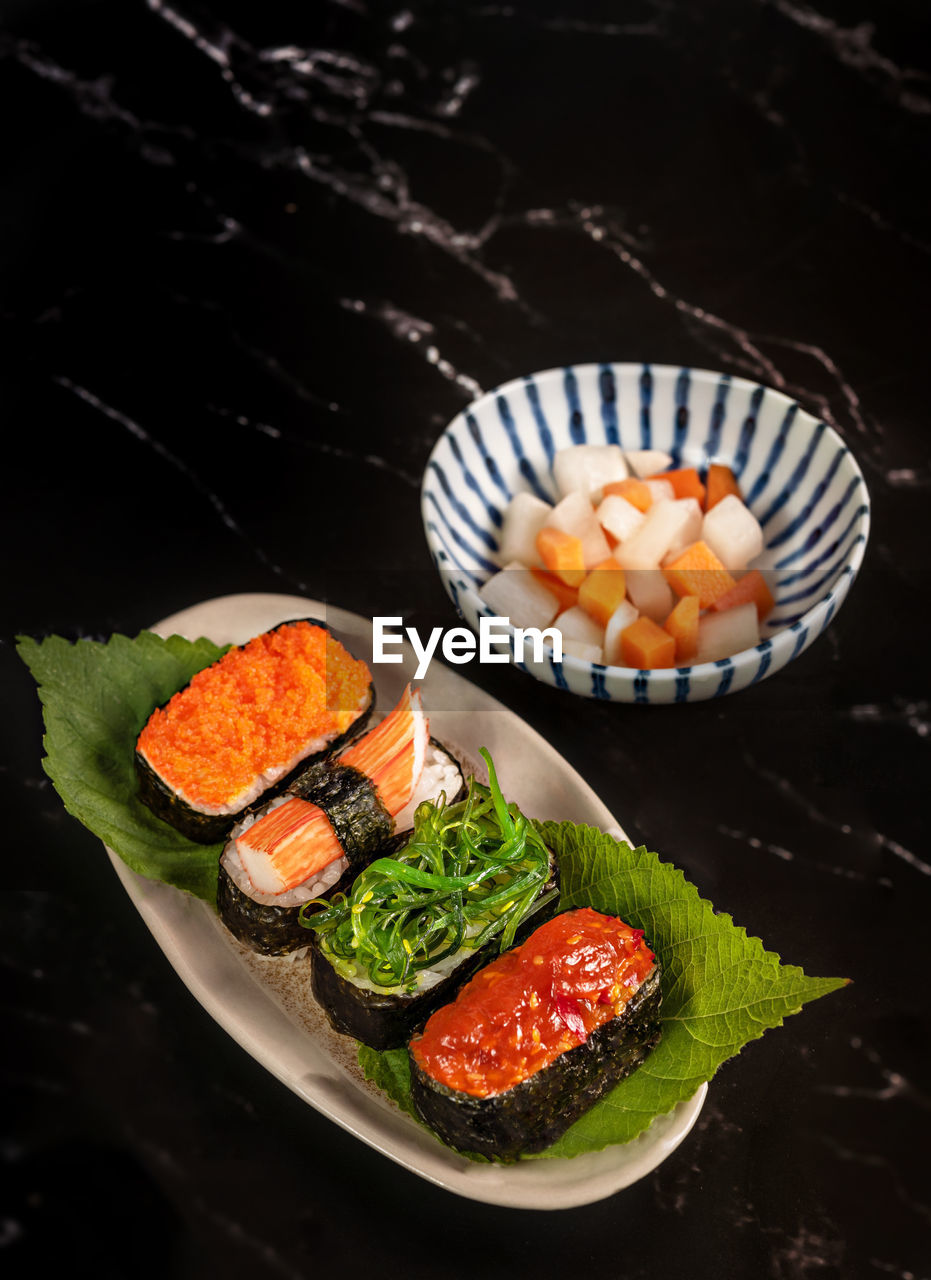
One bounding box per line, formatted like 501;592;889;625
408;908;662;1160
306;870;559;1049
218;738;464;956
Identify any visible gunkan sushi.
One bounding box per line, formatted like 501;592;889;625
136;619;373;843
303;749;560;1048
408;907;662;1160
218;685;465;955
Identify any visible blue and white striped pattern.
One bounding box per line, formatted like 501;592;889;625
421;363;870;702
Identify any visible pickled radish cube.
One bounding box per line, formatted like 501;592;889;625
625;569;675;623
643;477;675;504
553;444;628;501
712;569;776;621
695;602;760;662
481;562;560;630
578;559;627;627
603;599;639;664
661;498;703;563
561;639;604;664
620;616;676;669
663;540;737;608
544;491;612;567
602;477;652;512
596;493;645;544
701;494;764;570
625;449;673;478
663;595;700;662
497;492;552;567
613;500;697;572
536;527;586;586
554;605;604;648
663;467;706;505
530;568;579;613
705;463;743;510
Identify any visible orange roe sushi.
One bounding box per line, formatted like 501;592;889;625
135;619;373;842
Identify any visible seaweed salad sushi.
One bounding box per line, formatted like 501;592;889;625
303;750;560;1048
408;907;662;1160
218;685;465;955
136;619;373;843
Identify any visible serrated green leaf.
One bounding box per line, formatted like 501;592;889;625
17;630;849;1160
17;630;228;902
358;1045;419;1121
360;818;848;1161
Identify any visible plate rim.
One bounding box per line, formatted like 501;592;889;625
109;590;707;1209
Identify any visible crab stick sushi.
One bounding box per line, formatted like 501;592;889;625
135;619;373;843
304;752;560;1047
408;908;662;1159
218;686;465;954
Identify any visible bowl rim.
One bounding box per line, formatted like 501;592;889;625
421;360;871;684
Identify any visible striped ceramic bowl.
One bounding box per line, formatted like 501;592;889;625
421;363;870;702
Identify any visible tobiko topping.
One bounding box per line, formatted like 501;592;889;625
137;622;371;808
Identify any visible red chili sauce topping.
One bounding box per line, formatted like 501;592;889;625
410;907;656;1098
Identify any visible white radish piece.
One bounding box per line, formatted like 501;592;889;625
701;495;764;570
603;600;639;664
554;605;604;648
596;493;645;544
625;449;673;478
497;492;552;567
661;498;704;563
481;562;560;630
625;570;675;623
612;500;696;571
695;602;760;662
553;444;628;501
544;492;612;568
643;477;675;504
561;639;604;664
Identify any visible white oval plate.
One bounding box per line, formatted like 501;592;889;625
108;592;706;1209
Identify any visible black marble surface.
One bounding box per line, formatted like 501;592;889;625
3;1;929;1276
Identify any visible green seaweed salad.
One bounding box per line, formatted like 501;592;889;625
301;750;556;992
18;628;848;1161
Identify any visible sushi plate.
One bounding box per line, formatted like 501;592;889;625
108;591;707;1210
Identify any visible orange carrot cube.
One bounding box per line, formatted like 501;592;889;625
663;595;700;662
705;463;742;511
662;467;706;506
620;616;676;669
711;569;775;621
530;567;579;613
536;527;586;587
578;558;628;627
602;477;652;512
662;540;737;608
